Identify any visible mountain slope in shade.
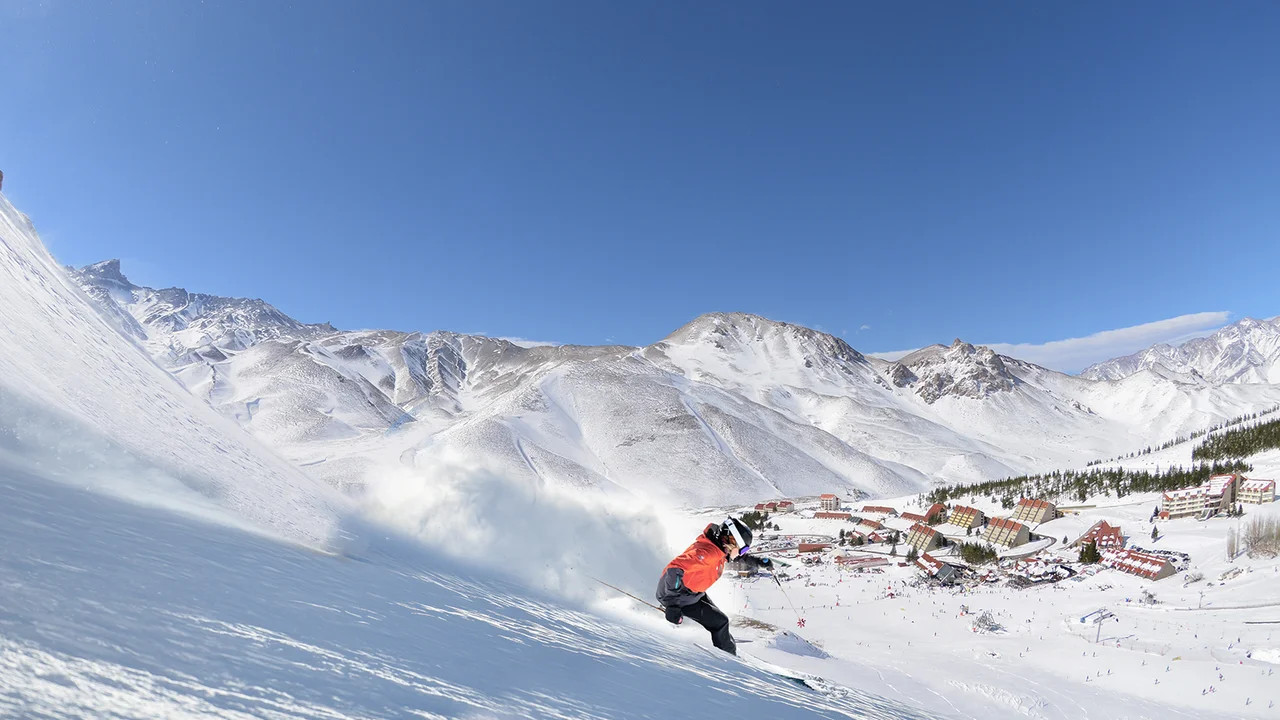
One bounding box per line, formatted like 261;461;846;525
65;257;1280;507
0;198;343;546
1081;316;1280;384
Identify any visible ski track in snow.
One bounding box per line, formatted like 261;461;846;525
678;393;783;498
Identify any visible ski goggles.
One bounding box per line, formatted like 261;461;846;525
725;520;750;556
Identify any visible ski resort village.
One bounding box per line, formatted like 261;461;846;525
677;462;1280;717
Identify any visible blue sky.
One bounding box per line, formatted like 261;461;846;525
2;1;1277;372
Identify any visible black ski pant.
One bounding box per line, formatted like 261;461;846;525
683;595;736;655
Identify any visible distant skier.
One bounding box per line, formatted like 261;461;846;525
655;516;770;655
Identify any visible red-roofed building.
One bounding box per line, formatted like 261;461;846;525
948;505;985;529
777;500;795;512
815;511;853;520
1072;521;1124;551
798;542;832;553
1239;479;1276;505
1101;549;1175;580
861;505;898;516
914;552;959;584
765;502;778;511
983;517;1030;548
820;494;840;511
1161;473;1240;519
836;555;889;570
1011;498;1057;524
905;523;942;553
755;503;767;511
857;518;883;531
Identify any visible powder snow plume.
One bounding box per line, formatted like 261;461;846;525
358;449;671;604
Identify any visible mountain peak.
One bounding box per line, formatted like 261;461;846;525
892;338;1016;403
77;259;134;288
663;312;865;364
69;261;338;362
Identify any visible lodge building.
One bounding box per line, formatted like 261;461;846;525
905;523;942;553
948;505;985;530
1160;473;1239;519
983;517;1030;548
1239;479;1276;505
1072;520;1124;551
1101;548;1175;580
1011;498;1056;524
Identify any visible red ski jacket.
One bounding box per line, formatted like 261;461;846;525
655;524;727;607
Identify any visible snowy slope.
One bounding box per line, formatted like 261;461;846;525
1082;316;1280;384
3;464;943;719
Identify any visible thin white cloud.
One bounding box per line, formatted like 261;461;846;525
868;312;1233;374
984;312;1231;373
496;336;563;348
868;347;918;362
460;331;564;347
859;324;871;331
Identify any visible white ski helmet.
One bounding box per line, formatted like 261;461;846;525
722;516;752;555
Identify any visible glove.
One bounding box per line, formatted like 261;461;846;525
664;605;683;625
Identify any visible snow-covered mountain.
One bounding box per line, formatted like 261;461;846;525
66;259;1280;508
1081;316;1280;384
71;259;336;365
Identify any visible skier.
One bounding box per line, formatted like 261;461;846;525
655;516;771;655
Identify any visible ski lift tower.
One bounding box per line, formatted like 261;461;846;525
1087;609;1115;643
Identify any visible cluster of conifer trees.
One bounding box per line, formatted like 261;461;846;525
957;541;997;565
739;510;774;531
1084;405;1279;467
925;459;1252;507
1191;416;1280;460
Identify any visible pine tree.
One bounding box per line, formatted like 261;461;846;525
1079;541;1101;564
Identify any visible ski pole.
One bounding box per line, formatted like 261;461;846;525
772;572;806;628
590;576;663;612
